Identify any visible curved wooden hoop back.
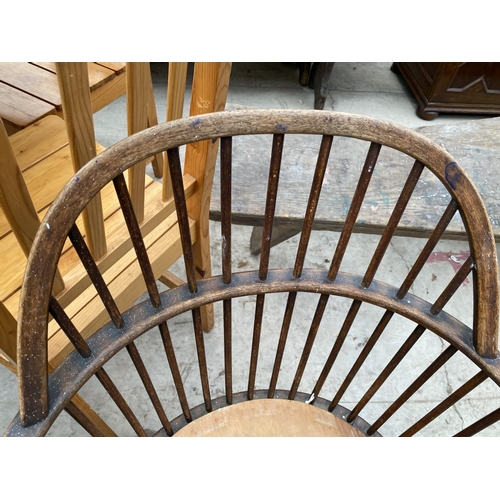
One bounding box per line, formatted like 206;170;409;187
17;110;499;426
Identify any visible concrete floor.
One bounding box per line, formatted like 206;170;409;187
2;62;499;436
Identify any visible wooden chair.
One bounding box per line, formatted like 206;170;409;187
6;109;500;437
1;62;231;435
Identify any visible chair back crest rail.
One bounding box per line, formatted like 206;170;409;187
8;109;500;437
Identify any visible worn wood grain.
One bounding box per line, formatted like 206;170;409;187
0;82;55;130
57;62;107;259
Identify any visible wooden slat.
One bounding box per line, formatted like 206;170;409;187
184;62;232;331
0;121;44;257
0;121;65;295
163;62;188;199
0;82;55;130
32;62;117;92
90;72;126;113
0;144;106;300
96;62;126;74
126;63;149;223
56;62;107;259
0;62;61;108
7;115;68;173
0;300;17;365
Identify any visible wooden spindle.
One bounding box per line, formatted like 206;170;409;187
454;407;500;437
289;293;330;400
367;345;457;435
248;294;265;400
327;310;394;409
113;173;161;308
307;300;363;403
221;136;233;403
293;135;333;278
268;292;297;398
362;160;425;288
328;142;381;281
157;322;192;422
48;296;91;358
95;368;148;437
397;200;458;299
167;147;198;294
269;135;332;398
68;224;124;328
192;308;212;412
248;134;284;399
259;133;284;280
430;256;473;314
64;401;109;437
163;62;188;201
126;341;173;436
400;371;487;436
344;324;427;419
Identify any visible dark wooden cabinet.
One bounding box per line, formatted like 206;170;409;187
394;62;500;120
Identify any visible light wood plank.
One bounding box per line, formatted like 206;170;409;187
126;63;149;223
0;62;61;108
96;62;126;74
0;300;17;365
184;62;231;331
32;62;117;92
90;72;126;113
56;62;107;259
9;115;68;172
163;62;188;199
0;82;55;130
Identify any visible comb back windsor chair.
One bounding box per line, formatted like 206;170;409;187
6;109;500;437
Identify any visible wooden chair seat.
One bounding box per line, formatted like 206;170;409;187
0;62;127;134
6;109;500;438
174;399;365;437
